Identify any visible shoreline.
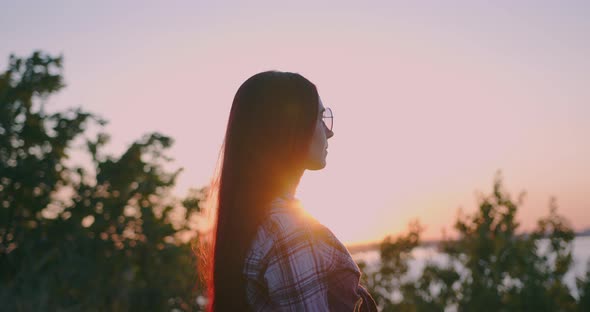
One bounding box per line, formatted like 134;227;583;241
346;232;590;254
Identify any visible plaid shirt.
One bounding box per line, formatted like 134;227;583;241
243;197;378;312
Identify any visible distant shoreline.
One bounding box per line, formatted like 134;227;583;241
346;231;590;254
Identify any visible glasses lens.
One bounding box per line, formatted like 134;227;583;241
322;108;333;131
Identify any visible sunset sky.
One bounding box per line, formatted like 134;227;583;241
2;1;588;244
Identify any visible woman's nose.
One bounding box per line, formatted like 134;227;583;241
326;128;334;139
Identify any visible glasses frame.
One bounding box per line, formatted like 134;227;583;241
322;107;333;131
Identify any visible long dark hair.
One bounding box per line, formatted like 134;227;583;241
199;71;320;311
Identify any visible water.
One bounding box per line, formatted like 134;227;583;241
352;236;590;298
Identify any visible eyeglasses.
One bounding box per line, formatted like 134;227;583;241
322;107;333;131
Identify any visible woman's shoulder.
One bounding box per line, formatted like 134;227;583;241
265;198;318;233
248;197;354;270
245;199;314;256
248;198;319;257
244;198;320;277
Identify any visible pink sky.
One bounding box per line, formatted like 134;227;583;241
2;1;588;244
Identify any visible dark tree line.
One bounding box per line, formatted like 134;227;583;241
0;52;204;311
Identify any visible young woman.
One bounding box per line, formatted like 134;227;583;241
201;71;377;311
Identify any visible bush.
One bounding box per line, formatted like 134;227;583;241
0;52;204;311
360;172;586;311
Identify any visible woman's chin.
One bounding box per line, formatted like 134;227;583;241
306;159;327;171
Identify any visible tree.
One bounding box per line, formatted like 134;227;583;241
360;171;586;311
443;172;577;311
357;220;424;311
0;51;204;311
577;263;590;312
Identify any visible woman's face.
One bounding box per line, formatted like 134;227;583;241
306;97;334;170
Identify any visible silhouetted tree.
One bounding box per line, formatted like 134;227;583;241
0;51;203;311
360;172;587;311
577;263;590;312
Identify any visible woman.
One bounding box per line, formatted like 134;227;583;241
201;71;377;311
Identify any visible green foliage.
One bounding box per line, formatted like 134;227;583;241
577;263;590;312
0;52;203;311
360;172;587;311
358;221;422;310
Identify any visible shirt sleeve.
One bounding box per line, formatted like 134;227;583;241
263;220;334;311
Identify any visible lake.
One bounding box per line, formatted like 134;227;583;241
352;235;590;298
